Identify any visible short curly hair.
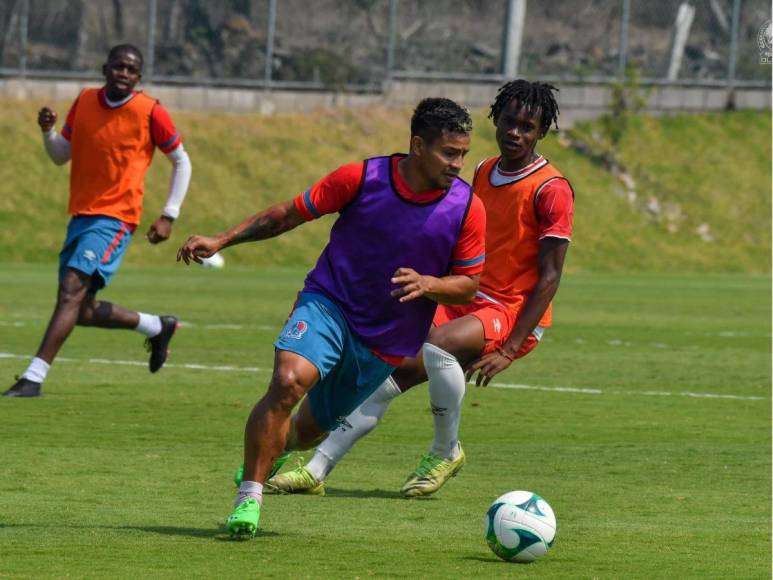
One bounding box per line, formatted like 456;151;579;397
411;98;473;144
107;44;144;68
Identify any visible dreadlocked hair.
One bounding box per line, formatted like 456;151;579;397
411;98;473;144
488;80;560;133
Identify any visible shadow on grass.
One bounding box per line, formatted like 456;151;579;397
120;525;280;540
460;554;508;565
321;487;433;500
0;522;277;540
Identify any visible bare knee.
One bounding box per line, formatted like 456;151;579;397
265;367;310;413
56;283;88;314
426;329;463;357
425;316;485;364
56;270;89;316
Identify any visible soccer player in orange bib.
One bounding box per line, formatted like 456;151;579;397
4;44;192;398
266;80;574;498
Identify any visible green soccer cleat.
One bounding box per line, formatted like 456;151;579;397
233;452;291;487
267;466;325;495
400;443;466;498
226;497;261;539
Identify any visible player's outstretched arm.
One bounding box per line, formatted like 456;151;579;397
466;237;569;386
176;200;304;264
390;268;479;305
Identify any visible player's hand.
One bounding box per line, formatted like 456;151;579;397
465;350;514;387
390;267;432;303
177;235;221;265
146;215;173;244
38;107;58;132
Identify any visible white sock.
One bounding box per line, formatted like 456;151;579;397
306;376;402;481
21;357;50;383
236;480;263;505
423;343;465;461
135;312;162;337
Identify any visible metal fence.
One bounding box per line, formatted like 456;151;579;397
0;0;770;90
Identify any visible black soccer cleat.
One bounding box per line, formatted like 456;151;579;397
146;315;178;373
3;377;42;397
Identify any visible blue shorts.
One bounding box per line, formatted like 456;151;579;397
274;292;396;432
59;215;134;293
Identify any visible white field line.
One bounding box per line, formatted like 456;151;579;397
0;352;264;374
487;381;767;401
0;352;766;402
2;320;770;340
0;320;276;331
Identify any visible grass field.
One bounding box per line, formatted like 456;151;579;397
1;263;770;578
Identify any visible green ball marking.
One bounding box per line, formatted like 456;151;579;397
486;501;548;562
517;493;547;517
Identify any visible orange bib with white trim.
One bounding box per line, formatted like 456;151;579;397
68;89;156;225
473;156;566;327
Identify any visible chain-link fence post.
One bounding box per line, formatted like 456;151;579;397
19;0;29;78
502;0;526;78
617;0;630;79
146;0;156;83
385;0;398;81
264;0;277;86
727;0;742;88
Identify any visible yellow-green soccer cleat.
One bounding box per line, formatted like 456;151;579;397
233;452;291;487
226;497;261;539
400;443;466;498
267;466;325;495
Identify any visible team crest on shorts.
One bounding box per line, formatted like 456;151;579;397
284;320;309;340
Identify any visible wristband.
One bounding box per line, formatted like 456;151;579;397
497;347;515;361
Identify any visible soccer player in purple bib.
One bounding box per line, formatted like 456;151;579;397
177;98;486;538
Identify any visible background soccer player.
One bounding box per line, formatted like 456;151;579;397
177;98;486;537
3;44;192;398
269;80;574;498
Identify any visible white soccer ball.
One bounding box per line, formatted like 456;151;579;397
199;251;225;269
483;490;557;563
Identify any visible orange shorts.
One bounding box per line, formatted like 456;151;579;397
433;297;543;359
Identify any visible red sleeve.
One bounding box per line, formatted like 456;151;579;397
536;178;574;240
61;97;79;141
150;103;182;153
292;161;364;221
450;194;486;276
